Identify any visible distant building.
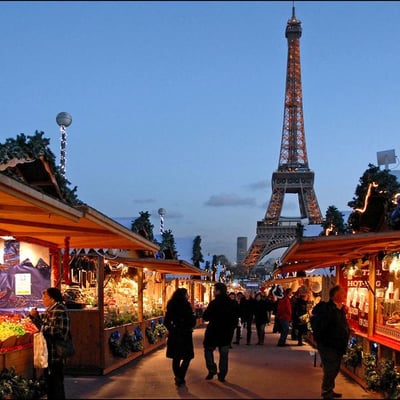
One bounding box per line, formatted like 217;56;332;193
236;237;247;264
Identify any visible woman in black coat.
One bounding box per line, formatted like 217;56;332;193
164;288;197;387
253;292;269;345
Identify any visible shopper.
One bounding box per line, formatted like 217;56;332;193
292;286;310;346
253;292;269;345
232;292;245;345
276;288;293;346
228;291;238;347
242;291;255;345
203;282;239;382
29;287;71;400
164;287;197;387
311;285;350;399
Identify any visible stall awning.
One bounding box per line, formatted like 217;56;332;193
112;257;210;276
278;230;400;274
0;173;159;253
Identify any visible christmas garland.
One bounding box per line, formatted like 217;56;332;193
108;326;144;358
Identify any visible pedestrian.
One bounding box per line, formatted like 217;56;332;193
265;291;275;325
232;292;245;345
202;282;239;382
228;292;239;348
311;285;350;399
29;287;71;400
253;292;269;345
276;287;293;346
272;285;284;333
292;286;310;346
242;291;255;345
164;287;197;387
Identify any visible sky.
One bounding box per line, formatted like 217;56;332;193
0;1;399;263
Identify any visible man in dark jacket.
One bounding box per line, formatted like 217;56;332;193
203;282;239;382
313;285;350;399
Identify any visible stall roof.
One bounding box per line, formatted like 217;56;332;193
0;173;159;253
112;257;209;276
278;230;400;274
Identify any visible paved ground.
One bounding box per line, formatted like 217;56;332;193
65;323;378;399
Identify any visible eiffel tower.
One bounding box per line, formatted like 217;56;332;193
242;6;323;268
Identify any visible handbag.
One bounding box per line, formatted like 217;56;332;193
298;313;310;324
33;331;48;368
54;332;75;359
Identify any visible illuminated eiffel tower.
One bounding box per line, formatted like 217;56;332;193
243;6;322;268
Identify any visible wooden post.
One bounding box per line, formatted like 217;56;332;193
138;268;144;322
63;236;71;284
50;247;61;287
367;257;376;338
162;274;167;312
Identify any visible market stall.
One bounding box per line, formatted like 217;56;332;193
0;171;161;376
279;231;400;388
65;256;208;374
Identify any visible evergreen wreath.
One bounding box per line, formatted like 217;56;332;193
109;331;129;358
109;327;144;357
145;319;167;344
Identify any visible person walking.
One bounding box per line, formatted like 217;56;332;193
29;287;71;400
292;286;310;346
276;288;293;347
202;282;239;382
164;287;197;387
228;292;239;348
242;291;255;345
253;292;269;345
311;285;350;399
232;292;245;345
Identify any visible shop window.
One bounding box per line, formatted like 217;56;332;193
374;253;400;341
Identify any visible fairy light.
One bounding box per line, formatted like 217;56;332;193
355;182;378;213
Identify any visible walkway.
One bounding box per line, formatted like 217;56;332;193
65;323;377;399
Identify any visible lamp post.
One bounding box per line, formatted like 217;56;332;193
56;112;72;177
158;208;166;234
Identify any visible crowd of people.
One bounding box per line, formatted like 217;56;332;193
164;282;350;400
164;282;316;385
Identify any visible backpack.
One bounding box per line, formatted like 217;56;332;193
310;301;327;342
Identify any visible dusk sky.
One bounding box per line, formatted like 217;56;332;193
0;1;399;262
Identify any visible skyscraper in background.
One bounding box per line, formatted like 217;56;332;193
237;237;248;265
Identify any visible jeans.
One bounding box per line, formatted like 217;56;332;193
277;319;289;345
318;345;342;398
204;345;230;378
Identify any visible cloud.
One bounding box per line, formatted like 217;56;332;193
205;194;257;207
132;198;155;204
246;180;270;191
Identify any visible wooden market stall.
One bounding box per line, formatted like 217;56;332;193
64;255;207;375
278;231;400;388
0;149;211;376
0;170;163;375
